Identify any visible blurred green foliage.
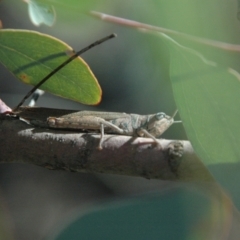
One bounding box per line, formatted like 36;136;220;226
52;187;229;240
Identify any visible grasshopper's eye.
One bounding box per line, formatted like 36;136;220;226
155;112;166;120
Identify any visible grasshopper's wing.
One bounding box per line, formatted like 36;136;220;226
60;111;129;121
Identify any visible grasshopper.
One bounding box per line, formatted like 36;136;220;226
47;110;180;149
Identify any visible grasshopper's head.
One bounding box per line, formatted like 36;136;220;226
146;112;174;138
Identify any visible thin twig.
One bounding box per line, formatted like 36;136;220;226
91;11;240;52
14;33;117;111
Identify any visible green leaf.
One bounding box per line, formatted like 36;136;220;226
0;29;102;105
169;43;240;164
26;0;56;27
28;0;101;25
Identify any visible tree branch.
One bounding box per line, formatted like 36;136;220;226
0;107;214;182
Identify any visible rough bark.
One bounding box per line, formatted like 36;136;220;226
0;107;214;182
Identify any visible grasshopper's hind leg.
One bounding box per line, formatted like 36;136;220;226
97;119;127;150
137;128;162;148
98;123;104;150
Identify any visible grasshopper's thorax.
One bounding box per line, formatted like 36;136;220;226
145;112;174;138
127;114;155;136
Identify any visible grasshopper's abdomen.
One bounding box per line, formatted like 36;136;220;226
47;116;103;130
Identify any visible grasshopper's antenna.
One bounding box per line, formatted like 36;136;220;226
172;109;178;118
172;109;182;124
14;33;117;111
